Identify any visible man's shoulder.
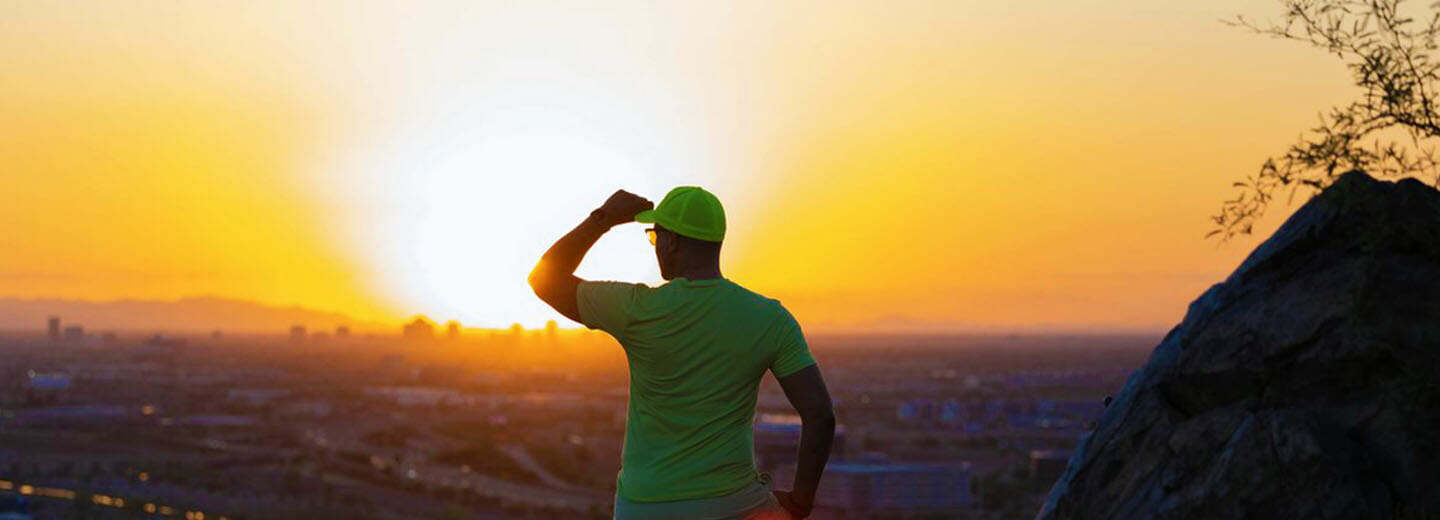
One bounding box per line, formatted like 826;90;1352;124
577;280;656;309
575;281;662;332
584;279;672;296
720;280;791;317
581;280;654;291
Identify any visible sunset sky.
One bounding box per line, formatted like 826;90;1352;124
1;1;1359;332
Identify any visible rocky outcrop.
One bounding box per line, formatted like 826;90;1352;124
1037;171;1440;520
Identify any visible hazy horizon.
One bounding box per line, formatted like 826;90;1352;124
0;293;1175;336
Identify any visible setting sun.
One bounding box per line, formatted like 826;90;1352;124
1;0;1354;331
338;130;666;327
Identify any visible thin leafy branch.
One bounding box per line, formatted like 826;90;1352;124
1214;0;1440;239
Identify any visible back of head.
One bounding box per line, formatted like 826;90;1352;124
637;186;726;279
636;186;726;243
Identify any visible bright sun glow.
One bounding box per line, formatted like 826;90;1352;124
0;1;1336;332
328;108;674;328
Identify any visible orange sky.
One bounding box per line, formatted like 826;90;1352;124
0;1;1358;331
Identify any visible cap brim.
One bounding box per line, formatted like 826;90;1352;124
634;209;657;224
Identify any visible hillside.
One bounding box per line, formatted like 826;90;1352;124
1038;171;1440;519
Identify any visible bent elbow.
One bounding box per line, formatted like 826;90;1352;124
527;266;549;295
804;405;837;430
819;410;837;429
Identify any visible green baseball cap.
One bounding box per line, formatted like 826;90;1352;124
635;186;726;242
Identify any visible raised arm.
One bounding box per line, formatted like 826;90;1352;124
527;190;652;323
773;364;836;519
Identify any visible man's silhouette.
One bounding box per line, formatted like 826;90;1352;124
529;187;835;520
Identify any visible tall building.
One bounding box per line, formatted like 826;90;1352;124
545;319;559;343
289;325;307;342
445;320;460;341
47;316;61;343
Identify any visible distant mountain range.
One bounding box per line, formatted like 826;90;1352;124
0;296;362;334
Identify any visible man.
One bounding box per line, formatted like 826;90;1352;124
529;187;835;520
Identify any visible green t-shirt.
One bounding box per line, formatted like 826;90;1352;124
577;277;816;503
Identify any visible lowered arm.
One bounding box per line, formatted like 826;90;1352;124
774;364;836;519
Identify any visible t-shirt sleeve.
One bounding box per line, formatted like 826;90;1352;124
769;308;816;378
576;281;646;334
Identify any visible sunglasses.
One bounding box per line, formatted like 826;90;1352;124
645;227;657;246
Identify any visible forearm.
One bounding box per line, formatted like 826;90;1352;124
528;190;652;323
790;413;836;506
528;209;610;322
534;210;609;277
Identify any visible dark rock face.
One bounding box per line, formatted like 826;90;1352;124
1037;171;1440;520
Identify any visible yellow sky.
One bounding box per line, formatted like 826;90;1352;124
0;1;1357;331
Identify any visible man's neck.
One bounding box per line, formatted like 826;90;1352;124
672;264;723;281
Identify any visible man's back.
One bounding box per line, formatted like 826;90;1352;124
577;277;815;502
529;187;833;519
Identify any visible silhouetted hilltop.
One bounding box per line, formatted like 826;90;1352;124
1038;171;1440;519
0;296;356;333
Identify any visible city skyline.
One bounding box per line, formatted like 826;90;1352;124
3;298;578;337
2;296;1169;337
